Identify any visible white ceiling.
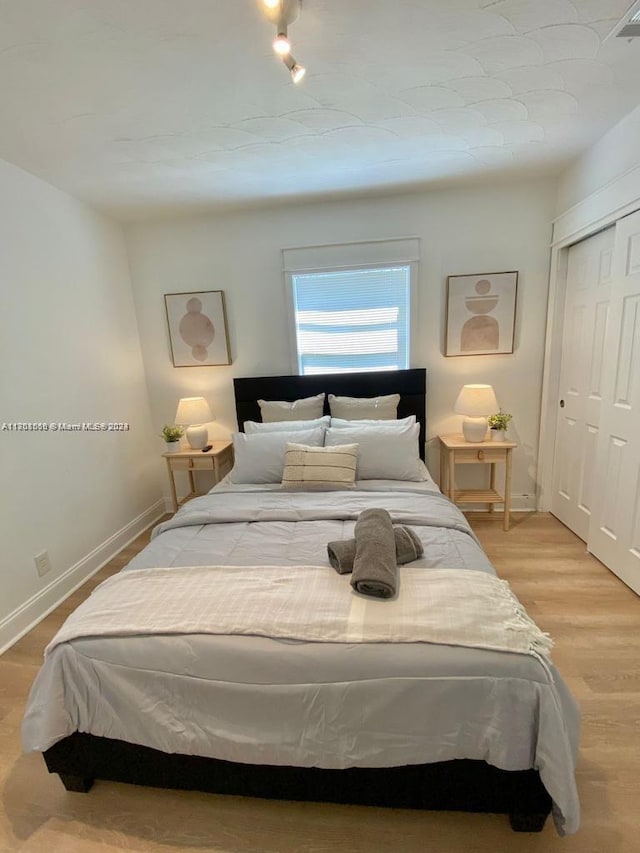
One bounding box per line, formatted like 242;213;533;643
1;0;639;221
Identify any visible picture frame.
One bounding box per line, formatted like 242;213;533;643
164;290;231;367
445;271;518;357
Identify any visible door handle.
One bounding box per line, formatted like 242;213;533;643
559;399;565;408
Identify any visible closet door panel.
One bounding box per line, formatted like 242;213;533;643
588;209;640;595
551;227;615;540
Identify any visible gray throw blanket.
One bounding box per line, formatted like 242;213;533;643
351;507;398;599
328;526;423;574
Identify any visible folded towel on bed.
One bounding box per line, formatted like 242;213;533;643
351;507;398;599
328;526;423;574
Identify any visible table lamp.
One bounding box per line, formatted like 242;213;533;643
453;384;498;442
175;396;213;449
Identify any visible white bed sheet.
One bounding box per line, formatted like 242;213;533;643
22;481;580;835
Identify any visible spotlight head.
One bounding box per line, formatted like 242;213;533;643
263;0;279;9
273;32;291;55
283;55;305;83
291;62;306;83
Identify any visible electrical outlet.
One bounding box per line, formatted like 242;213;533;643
34;550;51;577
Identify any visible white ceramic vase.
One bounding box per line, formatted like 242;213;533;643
165;441;182;453
490;429;506;442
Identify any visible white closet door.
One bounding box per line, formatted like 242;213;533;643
551;227;615;540
588;209;640;594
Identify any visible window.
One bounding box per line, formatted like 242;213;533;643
291;266;411;374
284;238;419;376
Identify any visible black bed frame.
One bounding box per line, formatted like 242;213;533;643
42;368;552;832
45;733;550;832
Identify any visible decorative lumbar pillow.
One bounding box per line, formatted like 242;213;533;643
328;393;400;420
230;427;325;483
281;442;358;490
244;416;330;434
258;393;325;423
330;415;416;429
324;424;427;481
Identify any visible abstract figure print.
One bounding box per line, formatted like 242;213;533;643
164;290;231;367
461;278;500;352
445;271;517;357
179;297;215;362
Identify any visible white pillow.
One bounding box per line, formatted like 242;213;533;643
230;428;325;483
281;442;358;490
324;424;427;481
330;415;416;429
328;393;400;420
244;416;330;434
258;393;325;423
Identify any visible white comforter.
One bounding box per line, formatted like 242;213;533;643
22;482;580;835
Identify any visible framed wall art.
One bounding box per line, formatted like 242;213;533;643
445;271;518;357
164;290;231;367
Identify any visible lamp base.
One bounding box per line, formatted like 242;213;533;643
462;417;488;443
185;424;208;450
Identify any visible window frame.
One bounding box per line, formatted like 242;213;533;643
283;239;420;376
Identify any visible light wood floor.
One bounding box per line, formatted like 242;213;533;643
1;512;639;852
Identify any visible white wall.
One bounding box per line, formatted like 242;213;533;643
0;158;162;651
556;103;640;216
127;177;555;507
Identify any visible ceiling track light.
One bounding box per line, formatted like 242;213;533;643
283;54;306;83
262;0;299;24
273;30;291;56
261;0;306;81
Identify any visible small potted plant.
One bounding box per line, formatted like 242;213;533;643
487;409;512;442
161;424;184;453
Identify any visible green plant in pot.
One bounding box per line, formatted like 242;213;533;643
161;424;184;452
487;410;512;442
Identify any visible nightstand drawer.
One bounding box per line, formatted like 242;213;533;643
189;457;216;470
169;457;213;471
454;448;508;464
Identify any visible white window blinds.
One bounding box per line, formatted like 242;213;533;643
291;266;411;374
284;238;419;376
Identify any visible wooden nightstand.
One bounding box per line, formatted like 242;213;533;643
438;433;516;531
162;440;234;512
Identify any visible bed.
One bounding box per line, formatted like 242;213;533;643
22;368;580;835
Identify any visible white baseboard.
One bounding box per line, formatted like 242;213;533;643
0;499;166;656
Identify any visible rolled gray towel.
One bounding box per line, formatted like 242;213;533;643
328;526;423;574
351;508;397;599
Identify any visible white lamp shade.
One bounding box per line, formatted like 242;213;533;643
453;385;498;417
174;396;213;450
453;384;498;442
174;396;213;426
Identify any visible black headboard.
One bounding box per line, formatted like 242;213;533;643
233;368;427;459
